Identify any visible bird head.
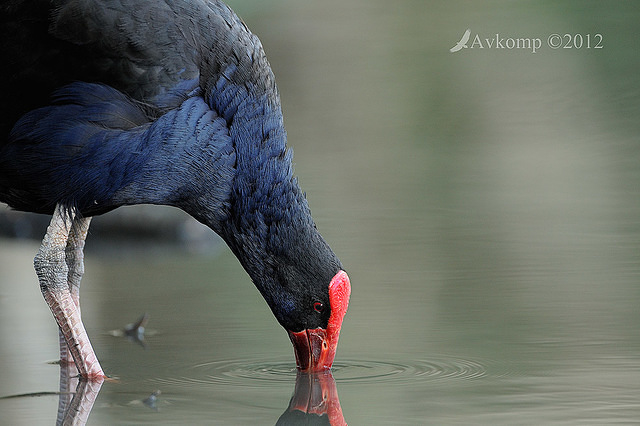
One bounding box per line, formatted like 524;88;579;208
253;250;350;372
220;215;351;372
285;270;350;372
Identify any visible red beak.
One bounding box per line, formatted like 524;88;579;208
288;271;350;372
288;328;332;371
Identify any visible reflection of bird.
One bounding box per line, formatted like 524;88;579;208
277;372;346;425
450;29;471;52
0;0;350;380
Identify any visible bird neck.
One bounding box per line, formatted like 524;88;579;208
189;23;340;295
217;95;321;283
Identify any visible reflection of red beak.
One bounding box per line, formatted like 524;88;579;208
288;271;350;372
288;371;347;426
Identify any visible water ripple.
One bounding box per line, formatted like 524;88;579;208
150;355;492;388
333;357;488;383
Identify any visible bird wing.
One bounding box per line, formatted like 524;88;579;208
2;81;235;216
1;0;271;135
0;0;258;215
49;0;202;99
0;0;188;137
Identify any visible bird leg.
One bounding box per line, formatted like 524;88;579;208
34;204;104;380
59;214;92;365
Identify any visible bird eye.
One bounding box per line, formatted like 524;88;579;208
313;302;324;313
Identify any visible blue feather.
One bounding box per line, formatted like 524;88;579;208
4;82;235;219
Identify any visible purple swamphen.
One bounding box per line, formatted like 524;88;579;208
0;0;350;380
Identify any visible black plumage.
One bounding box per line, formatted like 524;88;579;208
0;0;349;376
